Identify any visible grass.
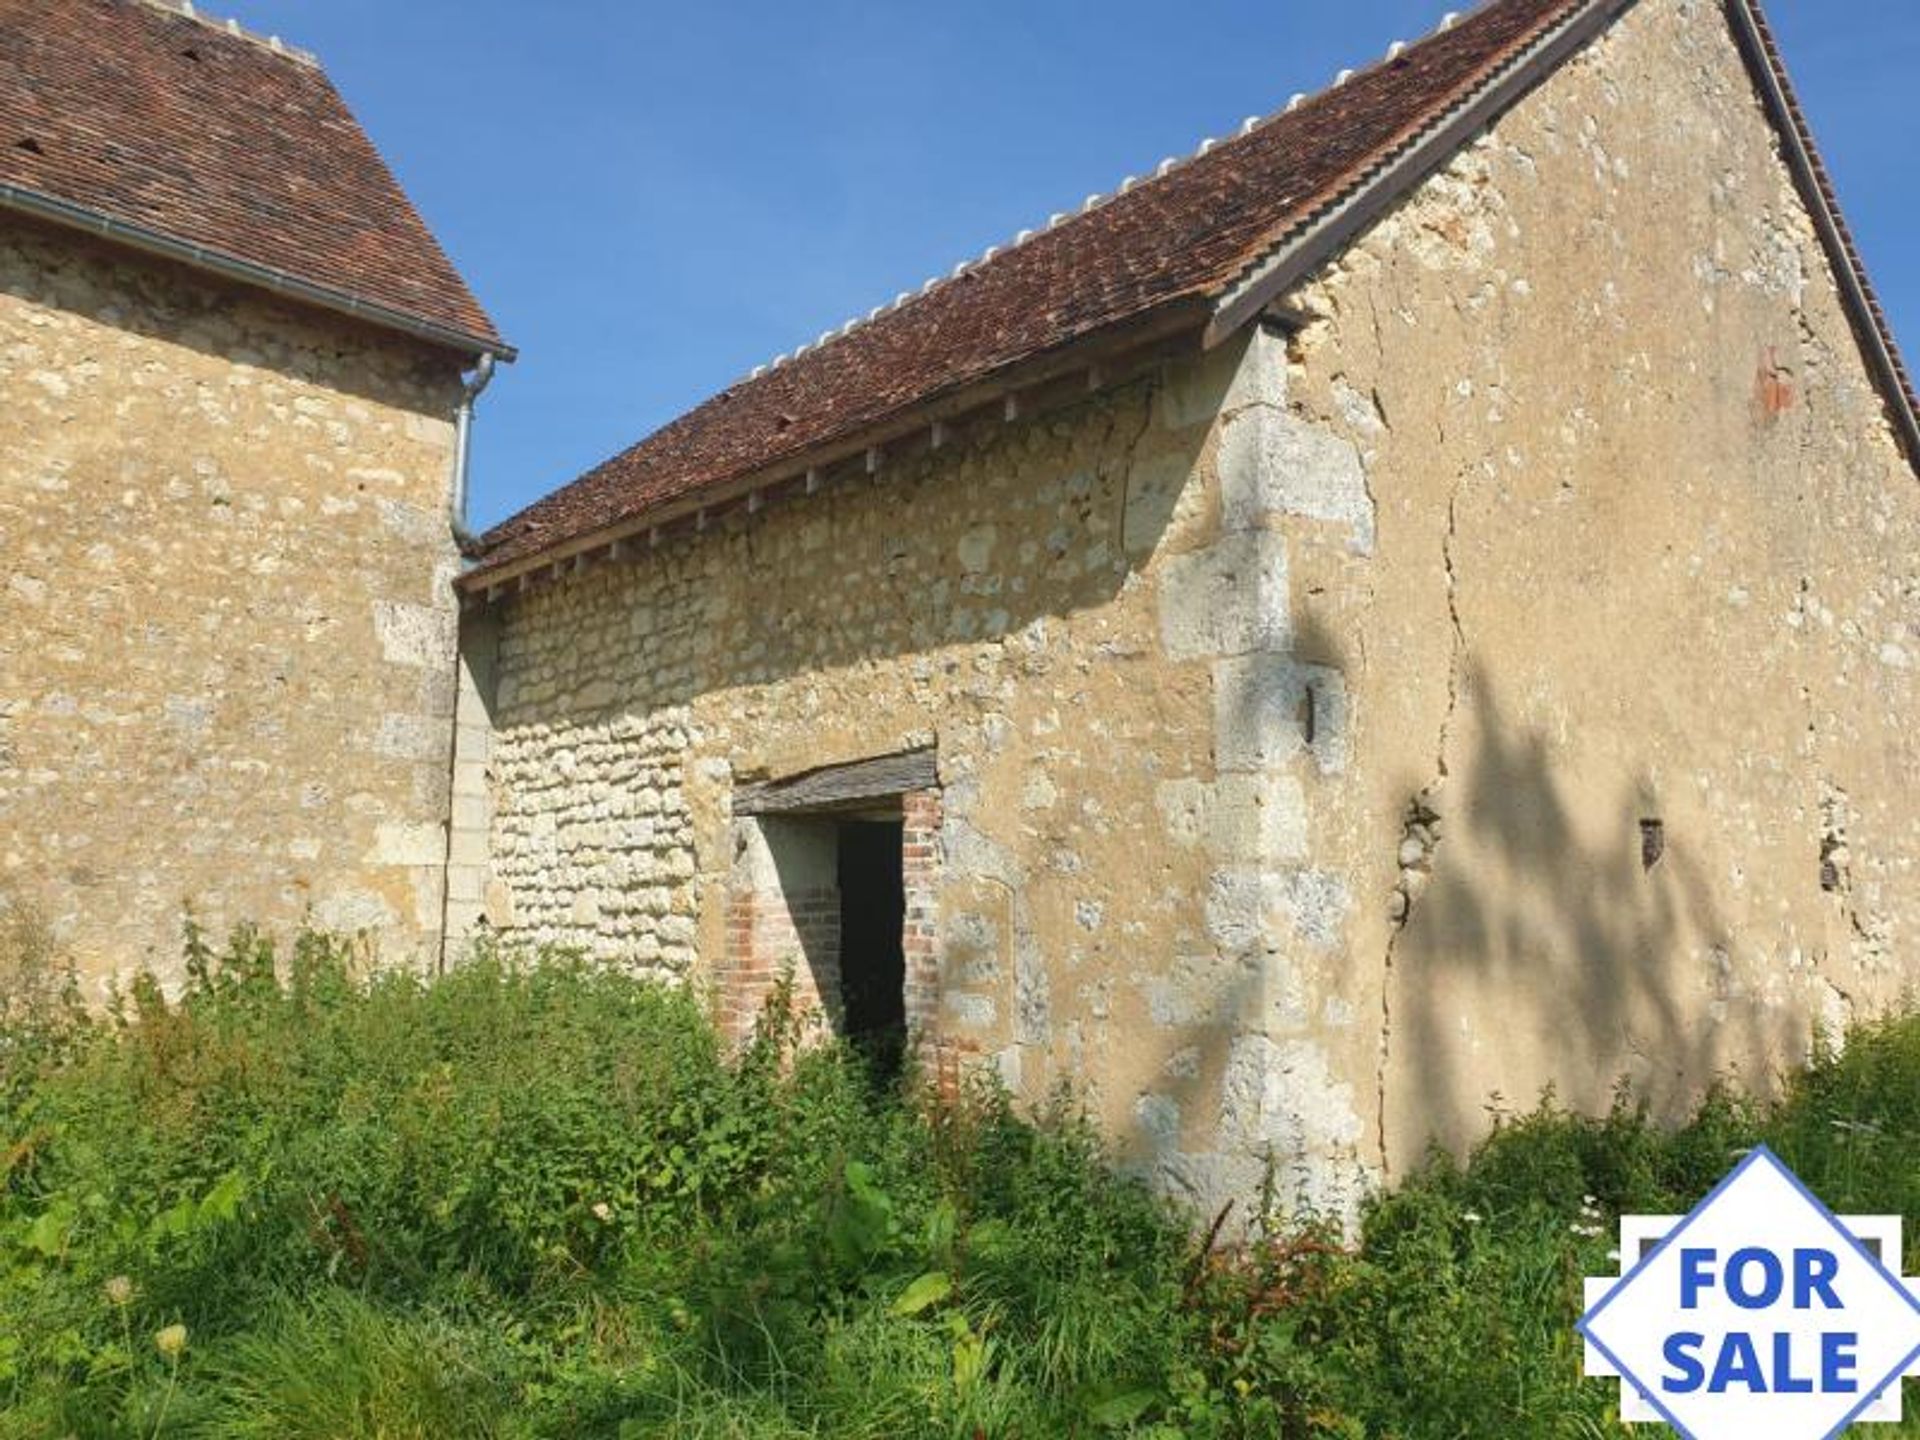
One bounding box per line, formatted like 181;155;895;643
2;915;1917;1436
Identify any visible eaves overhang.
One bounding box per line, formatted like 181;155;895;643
0;180;516;364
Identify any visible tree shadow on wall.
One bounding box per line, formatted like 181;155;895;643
1385;663;1802;1167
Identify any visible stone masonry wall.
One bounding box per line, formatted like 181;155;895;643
475;0;1920;1217
480;329;1374;1222
1268;0;1920;1174
1;216;467;984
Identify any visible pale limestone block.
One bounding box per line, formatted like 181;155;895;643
447;827;490;867
373;712;441;760
1121;450;1202;557
1135;1092;1182;1152
1156;529;1289;660
368;821;444;866
1204;867;1277;954
941;991;996;1029
1204;772;1309;863
374;600;455;669
1158;325;1288;430
1213;656;1348;774
1217;405;1375;552
1216;1032;1366;1222
312;889;396;933
1272;868;1352;950
1143;950;1256;1027
1013;939;1051;1046
1156;778;1207;848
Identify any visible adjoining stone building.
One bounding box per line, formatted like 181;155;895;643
459;0;1920;1219
1;0;510;976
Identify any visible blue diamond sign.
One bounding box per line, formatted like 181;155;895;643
1580;1146;1920;1437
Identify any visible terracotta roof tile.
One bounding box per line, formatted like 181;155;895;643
0;0;504;354
474;0;1588;575
474;0;1916;579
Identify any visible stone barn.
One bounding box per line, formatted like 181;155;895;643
1;0;509;972
458;0;1920;1218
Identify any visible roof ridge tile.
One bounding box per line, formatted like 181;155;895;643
132;0;319;68
732;0;1502;388
468;0;1906;577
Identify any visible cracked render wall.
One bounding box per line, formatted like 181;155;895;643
478;330;1375;1223
1;216;467;985
1270;0;1920;1176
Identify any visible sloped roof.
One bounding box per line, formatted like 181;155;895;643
1728;0;1917;430
471;0;1916;580
0;0;506;357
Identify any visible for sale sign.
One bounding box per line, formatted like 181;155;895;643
1579;1146;1920;1437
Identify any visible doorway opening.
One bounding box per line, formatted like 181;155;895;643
729;748;938;1081
836;818;907;1080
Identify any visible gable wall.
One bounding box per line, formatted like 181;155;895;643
1271;0;1919;1174
0;216;466;983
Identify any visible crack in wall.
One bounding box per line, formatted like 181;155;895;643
1436;479;1469;782
1108;378;1161;527
1375;469;1470;1179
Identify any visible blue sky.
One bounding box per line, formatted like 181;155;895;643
218;0;1915;531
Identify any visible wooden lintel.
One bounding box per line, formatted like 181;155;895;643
733;747;938;816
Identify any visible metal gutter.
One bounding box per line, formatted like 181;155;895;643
450;353;498;544
0;180;514;362
1206;0;1635;347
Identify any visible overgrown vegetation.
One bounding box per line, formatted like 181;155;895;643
2;918;1916;1436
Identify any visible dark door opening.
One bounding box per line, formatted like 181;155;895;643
836;820;906;1080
